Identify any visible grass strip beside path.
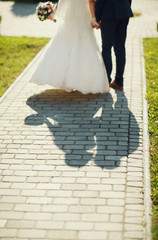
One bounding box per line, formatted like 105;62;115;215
143;38;158;240
0;36;50;97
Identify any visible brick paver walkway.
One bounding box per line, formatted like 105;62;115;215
0;0;158;239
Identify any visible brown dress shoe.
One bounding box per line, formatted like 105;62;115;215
110;81;123;90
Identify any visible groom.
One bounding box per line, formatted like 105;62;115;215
95;0;133;90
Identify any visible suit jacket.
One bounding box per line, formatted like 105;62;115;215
95;0;133;22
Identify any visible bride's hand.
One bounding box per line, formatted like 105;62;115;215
91;17;100;29
48;14;54;20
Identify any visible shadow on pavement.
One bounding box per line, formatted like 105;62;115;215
25;89;140;169
11;2;36;17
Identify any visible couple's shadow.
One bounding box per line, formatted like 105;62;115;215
25;90;140;169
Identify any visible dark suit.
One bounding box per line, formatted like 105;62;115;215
95;0;133;86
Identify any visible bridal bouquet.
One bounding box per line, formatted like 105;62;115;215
36;1;57;22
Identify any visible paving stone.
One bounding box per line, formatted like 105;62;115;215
97;206;124;214
124;223;144;231
107;199;125;206
0;196;27;204
109;232;123;240
27;197;52;204
124;231;144;239
0;211;24;220
125;217;143;224
0;182;11;188
110;214;124;223
81;213;109;222
36;221;64;229
62;184;86;190
0;189;20;196
24;212;52;221
70;205;96;213
17;229;46;239
0;229;17;238
47;230;77;239
27;177;50;183
42;205;68;213
78;231;108;240
125;210;143;217
0;220;7;228
14;204;40;212
47;190;72;197
37;183;60;190
0;203;14;211
73;191;98;198
100;191;125;199
11;183;36;189
6;220;35;229
113;185;126;191
88;184;112;191
95;222;123;231
81;198;106;206
65;222;93;230
21;189;46;197
53;213;80;221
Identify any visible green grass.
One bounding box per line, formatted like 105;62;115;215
0;36;50;97
143;38;158;240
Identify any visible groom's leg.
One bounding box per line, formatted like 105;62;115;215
113;18;129;86
101;20;117;83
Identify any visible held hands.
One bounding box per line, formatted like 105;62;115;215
91;17;100;29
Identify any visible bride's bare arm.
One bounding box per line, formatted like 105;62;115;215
89;0;100;28
89;0;95;18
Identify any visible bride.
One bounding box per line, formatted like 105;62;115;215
29;0;109;94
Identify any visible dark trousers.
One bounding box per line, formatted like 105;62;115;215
101;18;129;86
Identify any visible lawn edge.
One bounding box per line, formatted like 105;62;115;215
141;38;152;240
0;39;50;104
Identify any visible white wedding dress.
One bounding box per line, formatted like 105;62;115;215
29;0;109;94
